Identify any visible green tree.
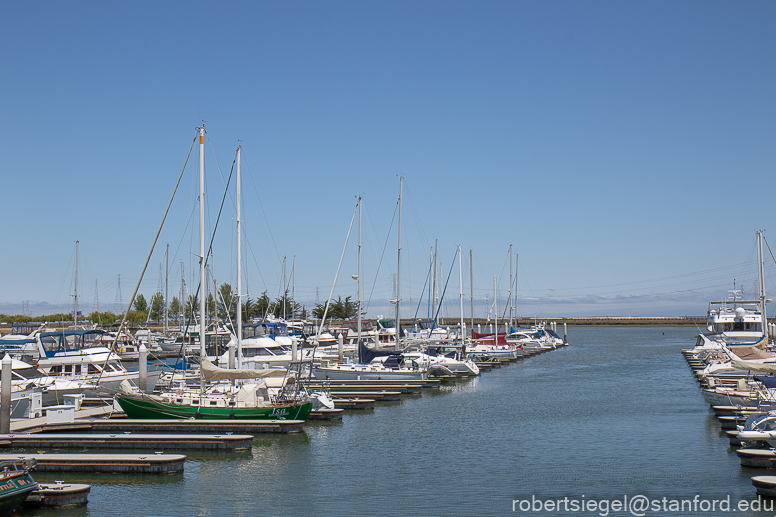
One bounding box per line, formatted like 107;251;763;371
89;311;118;326
149;292;165;321
253;291;271;319
206;292;215;320
242;297;254;321
313;296;357;320
217;283;237;321
184;294;199;322
126;310;146;324
134;294;148;313
169;296;182;323
269;294;301;319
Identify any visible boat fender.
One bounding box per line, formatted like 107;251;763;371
195;408;202;419
229;410;235;420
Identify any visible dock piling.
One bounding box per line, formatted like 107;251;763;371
0;354;10;434
139;344;148;394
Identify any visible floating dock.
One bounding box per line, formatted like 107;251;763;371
38;418;304;434
308;409;344;420
752;476;776;498
0;432;253;451
737;449;776;468
22;482;91;507
332;398;375;410
0;453;185;473
322;391;401;401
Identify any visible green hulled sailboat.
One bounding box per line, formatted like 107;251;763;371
115;358;313;420
115;392;312;420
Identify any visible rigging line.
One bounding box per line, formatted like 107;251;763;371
550;262;755;292
428;247;459;334
205;131;233;208
496;247;511;320
402;180;427;245
764;236;776;272
311;200;359;362
364;198;398;313
410;257;433;329
98;131;196;386
243;232;269;303
54;246;76;312
241;151;284;271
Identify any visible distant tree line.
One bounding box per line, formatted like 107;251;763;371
0;284;308;327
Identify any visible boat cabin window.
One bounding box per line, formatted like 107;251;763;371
49;365;62;374
242;324;269;339
88;364;101;374
39;330;106;357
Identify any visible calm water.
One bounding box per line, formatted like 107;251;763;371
17;327;772;516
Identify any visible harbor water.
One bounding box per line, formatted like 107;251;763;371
18;326;770;516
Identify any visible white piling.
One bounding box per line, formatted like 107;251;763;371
292;339;298;362
138;344;148;394
338;333;344;363
228;341;235;370
564;322;568;344
0;355;10;434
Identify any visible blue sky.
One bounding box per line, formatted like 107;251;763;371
1;1;774;319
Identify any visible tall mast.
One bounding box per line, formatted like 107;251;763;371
758;230;768;344
432;239;438;318
469;249;474;331
508;244;513;330
236;145;243;368
165;243;169;332
198;125;206;391
73;240;79;328
493;276;497;339
357;196;362;350
396;177;403;350
180;262;185;326
283;256;287;321
292;255;296;320
515;252;519;328
458;245;464;346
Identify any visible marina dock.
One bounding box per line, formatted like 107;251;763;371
38;418;305;434
0;453;186;473
0;432;254;450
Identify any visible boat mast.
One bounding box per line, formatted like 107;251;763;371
469;249;474;331
493;276;497;339
165;243;169;333
508;244;513;330
180;262;185;326
73;240;79;329
198;125;206;391
357;196;362;350
515;252;519;327
758;230;768;344
236;145;242;368
396;177;403;351
458;245;464;348
432;239;438;319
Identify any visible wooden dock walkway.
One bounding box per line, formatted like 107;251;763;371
0;432;253;450
37;418;304;434
0;453;186;473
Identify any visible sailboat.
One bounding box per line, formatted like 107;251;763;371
115;130;312;420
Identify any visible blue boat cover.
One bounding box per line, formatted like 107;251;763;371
755;375;776;388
